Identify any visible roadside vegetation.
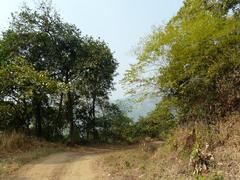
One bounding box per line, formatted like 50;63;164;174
101;112;240;179
0;0;239;179
102;0;240;179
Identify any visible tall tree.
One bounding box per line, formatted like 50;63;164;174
0;1;118;142
79;38;118;140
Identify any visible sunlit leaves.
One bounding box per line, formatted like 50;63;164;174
123;0;240;123
0;57;66;100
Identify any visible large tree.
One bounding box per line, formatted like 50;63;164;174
0;1;118;142
77;38;118;140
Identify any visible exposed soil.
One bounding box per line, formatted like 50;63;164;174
3;147;116;180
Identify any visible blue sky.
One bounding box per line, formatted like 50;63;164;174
0;0;184;100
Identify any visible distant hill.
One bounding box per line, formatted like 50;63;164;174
114;97;160;121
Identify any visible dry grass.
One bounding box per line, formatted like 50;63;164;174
100;112;240;180
0;132;65;176
0;131;43;154
213;112;240;179
99;144;190;180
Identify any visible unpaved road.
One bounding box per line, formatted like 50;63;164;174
5;148;113;180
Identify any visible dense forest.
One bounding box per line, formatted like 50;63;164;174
0;2;133;143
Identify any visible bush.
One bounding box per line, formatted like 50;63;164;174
189;144;215;175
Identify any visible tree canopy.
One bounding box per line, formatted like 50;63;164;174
123;0;240;127
0;1;131;143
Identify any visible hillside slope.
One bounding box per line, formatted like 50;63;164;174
100;112;240;179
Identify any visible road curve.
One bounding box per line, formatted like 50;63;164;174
5;150;106;180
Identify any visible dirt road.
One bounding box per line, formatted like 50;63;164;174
5;148;112;180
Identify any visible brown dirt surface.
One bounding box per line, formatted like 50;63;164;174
3;147;119;180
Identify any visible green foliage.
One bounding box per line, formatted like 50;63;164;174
0;58;64;131
123;0;240;124
0;58;63;98
0;1;122;143
96;102;134;143
135;98;177;139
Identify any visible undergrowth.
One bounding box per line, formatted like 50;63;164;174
100;112;240;180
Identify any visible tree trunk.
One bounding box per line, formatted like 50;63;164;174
56;93;63;122
66;91;74;142
92;95;98;140
23;98;31;136
54;93;64;137
32;93;43;138
35;100;42;138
